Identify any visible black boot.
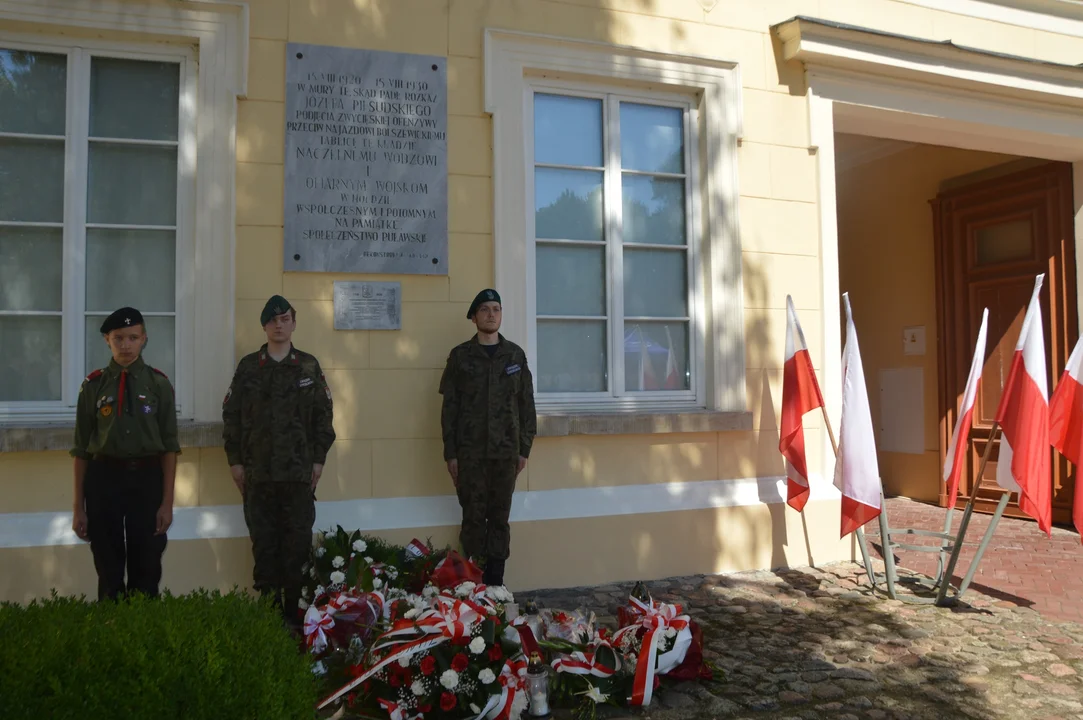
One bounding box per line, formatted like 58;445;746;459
484;559;506;587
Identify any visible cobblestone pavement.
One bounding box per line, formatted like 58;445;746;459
529;561;1083;720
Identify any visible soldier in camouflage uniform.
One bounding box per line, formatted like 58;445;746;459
439;289;537;587
222;295;335;627
71;307;180;601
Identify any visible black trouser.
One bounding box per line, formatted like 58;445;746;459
456;459;517;586
243;482;315;626
84;458;167;601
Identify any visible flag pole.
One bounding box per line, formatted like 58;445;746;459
934;421;1000;606
818;405;878;589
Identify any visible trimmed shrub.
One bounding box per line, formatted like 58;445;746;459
0;590;317;720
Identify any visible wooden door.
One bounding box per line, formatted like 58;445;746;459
932;162;1077;523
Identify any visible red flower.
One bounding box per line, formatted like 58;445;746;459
389;673;402;688
349;663;365;678
346;693;356;708
488;645;503;662
453;635;471;646
421;656;436;676
440;692;457;711
419;704;432;714
451;653;469;672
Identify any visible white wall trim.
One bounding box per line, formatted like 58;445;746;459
483;28;748;412
0;475;841;549
0;0;247;422
900;0;1083;39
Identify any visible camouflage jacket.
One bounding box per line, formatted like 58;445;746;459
439;335;537;461
222;344;336;484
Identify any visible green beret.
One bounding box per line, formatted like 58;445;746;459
467;289;501;319
261;295;294;326
100;307;144;334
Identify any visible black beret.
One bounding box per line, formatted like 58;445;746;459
467;288;501;319
99;307;144;334
261;295;294;326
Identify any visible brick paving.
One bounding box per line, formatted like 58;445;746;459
864;497;1083;623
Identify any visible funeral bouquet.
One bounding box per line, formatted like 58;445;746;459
316;581;529;720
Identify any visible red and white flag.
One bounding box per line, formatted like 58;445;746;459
996;274;1052;536
834;293;882;537
1050;328;1083;542
943;309;989;509
663;326;681;390
638;328;658;391
780;295;825;512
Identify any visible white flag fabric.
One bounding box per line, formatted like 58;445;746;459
942;309;989;509
833;293;882;537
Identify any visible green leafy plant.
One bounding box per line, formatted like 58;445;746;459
0;589;317;720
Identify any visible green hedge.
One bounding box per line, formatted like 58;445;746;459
0;590;317;720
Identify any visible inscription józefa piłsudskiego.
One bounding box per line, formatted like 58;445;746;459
284;43;448;275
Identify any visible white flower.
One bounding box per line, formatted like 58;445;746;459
396;656;410;668
582;685;608;704
439;669;459;690
373;577;384;589
330;571;346;585
301;586;310;600
478;668;496;685
511;690;528;719
469;637;486;655
405;608;420;620
664;626;677;639
470;703;481;714
364;556;374;564
309;567;317;578
314;585;326;598
332;556;345;569
422;585;437;598
411;680;426;697
353;539;368;553
312;661;327;676
455;581;477;597
298;598;309;610
315;547;326;558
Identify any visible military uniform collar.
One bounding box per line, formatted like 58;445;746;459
258;343;300;367
471;333;509;358
107;356;146;377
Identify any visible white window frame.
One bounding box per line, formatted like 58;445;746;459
0;0;247;424
527;81;703;410
485;29;747;413
0;36;195;420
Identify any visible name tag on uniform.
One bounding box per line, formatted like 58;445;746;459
299;377;314;388
505;364;521;375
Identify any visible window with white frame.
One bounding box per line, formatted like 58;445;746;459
530;88;699;406
0;41;192;416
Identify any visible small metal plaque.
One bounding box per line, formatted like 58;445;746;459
284;43;448;275
333;281;402;330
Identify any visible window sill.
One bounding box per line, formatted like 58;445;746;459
537;410;753;437
0;421;224;454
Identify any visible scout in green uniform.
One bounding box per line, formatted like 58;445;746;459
71;307;180;601
222;295;336;627
439;289;537;587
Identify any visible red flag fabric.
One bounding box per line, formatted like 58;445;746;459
834;293;882;537
995;274;1052;536
1050;334;1083;542
638;328;658;391
943;309;989;509
780;295;825;512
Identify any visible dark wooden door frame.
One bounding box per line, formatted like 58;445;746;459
932;161;1078;522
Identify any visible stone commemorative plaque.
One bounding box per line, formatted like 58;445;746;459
333;281;401;330
284;43;447;275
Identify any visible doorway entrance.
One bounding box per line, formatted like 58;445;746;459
932;162;1078;523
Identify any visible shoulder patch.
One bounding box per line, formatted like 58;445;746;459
151;367;169;379
84;369;103;383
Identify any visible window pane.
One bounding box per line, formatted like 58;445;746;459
87;143;177;225
0;49;67;135
86;229;176;313
0;137;65;222
623;248;687;318
975;218;1032;266
620;103;683;174
624;322;689;392
0;227;63;311
622;175;685;245
536;244;605;316
86;314;175;379
537;320;606;392
90;57;180;141
535;168;603;241
0;316;61;401
534;94;602;167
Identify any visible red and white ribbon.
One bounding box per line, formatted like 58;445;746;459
552;642;620;678
303;605;336;654
378;698;423;720
612;597;691;706
474;657;528;720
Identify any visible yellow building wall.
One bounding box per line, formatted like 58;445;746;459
836;142;1019;502
6;0;1083;602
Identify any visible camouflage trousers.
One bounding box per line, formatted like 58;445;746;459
455;459;518;561
243;481;315;624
